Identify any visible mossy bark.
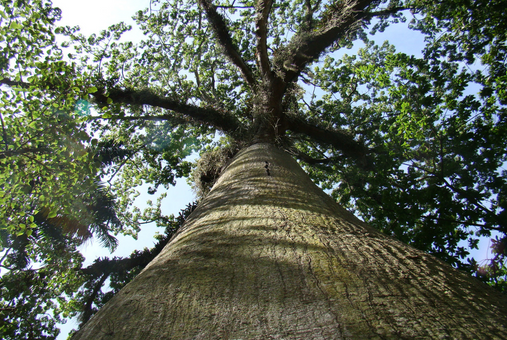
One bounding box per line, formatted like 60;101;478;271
73;143;507;339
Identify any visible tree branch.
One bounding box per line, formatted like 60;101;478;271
285;146;336;165
89;114;187;125
304;0;315;30
365;6;411;19
79;273;109;326
215;5;254;9
0;112;9;152
0;77;30;88
274;0;389;83
255;0;273;80
80;254;153;277
0;147;52;159
286;114;370;167
77;228;175;325
0;247;12;268
198;0;257;87
92;88;244;136
410;163;507;233
425;216;504;231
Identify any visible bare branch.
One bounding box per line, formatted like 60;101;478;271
255;0;273;79
91;89;244;136
199;0;257;87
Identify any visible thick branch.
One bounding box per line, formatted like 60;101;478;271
276;0;389;83
304;0;315;30
0;77;30;88
255;0;273;79
0;147;52;159
92;89;243;136
89;113;189;126
286;115;369;167
365;6;411;19
199;0;257;87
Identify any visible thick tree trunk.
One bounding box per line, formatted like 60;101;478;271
73;143;507;339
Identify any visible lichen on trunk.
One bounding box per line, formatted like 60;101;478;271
73;143;507;339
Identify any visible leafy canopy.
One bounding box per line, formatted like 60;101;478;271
0;0;506;338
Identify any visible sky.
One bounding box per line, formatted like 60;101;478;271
39;0;494;338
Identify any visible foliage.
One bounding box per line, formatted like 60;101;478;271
476;236;507;293
0;0;506;338
0;201;195;339
305;39;507;270
73;202;195;330
191;137;242;198
0;0;101;239
0;228;85;339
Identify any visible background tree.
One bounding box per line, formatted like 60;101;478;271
1;0;506;338
0;202;194;339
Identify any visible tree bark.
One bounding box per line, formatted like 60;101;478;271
73;143;507;339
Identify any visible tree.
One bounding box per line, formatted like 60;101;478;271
74;143;507;339
1;0;507;338
0;195;191;339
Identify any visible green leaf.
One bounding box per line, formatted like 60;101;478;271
47;209;58;219
10;22;23;30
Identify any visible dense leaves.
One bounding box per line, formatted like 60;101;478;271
1;0;506;338
304;40;507;271
0;0;99;239
0;202;194;339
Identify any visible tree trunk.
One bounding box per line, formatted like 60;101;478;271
73;143;507;339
